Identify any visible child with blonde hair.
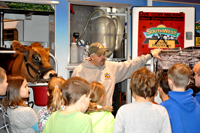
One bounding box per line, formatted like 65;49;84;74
37;76;65;133
43;76;92;133
160;63;200;133
86;81;115;133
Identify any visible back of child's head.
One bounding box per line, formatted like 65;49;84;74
86;81;112;114
89;81;106;106
159;74;170;95
193;61;200;75
0;67;6;83
168;63;191;88
62;76;90;106
3;75;26;109
47;76;65;112
130;67;158;98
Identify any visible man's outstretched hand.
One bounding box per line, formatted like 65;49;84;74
151;49;162;60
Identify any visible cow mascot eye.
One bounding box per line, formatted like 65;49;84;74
32;54;41;62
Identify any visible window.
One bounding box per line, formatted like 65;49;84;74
4;29;18;41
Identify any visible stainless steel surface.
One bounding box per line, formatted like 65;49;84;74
92;15;116;53
49;53;58;73
28;82;48;87
0;50;15;53
107;12;127;16
77;9;105;45
69;0;131;8
0;11;3;47
147;0;152;6
126;79;132;103
70;4;94;45
112;15;125;58
126;7;131;104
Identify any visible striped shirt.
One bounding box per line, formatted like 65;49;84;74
0;104;12;133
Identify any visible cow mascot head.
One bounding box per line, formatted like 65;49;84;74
10;40;57;83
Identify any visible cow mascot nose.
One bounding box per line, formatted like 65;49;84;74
49;73;57;78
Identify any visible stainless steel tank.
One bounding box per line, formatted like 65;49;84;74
112;16;125;58
92;15;116;56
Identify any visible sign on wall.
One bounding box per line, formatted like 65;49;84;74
196;21;200;46
137;12;185;56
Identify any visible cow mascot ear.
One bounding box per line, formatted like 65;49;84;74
12;40;29;56
45;47;50;54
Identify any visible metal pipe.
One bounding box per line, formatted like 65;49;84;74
107;12;127;16
0;11;4;47
49;53;58;73
0;50;15;53
147;0;153;6
76;9;105;45
126;8;131;104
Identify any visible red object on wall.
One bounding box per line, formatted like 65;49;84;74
70;4;75;14
32;86;48;106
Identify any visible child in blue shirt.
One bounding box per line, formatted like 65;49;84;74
160;63;200;133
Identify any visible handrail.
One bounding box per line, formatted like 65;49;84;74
49;53;58;73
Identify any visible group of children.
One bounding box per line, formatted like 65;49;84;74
1;62;200;133
0;67;114;133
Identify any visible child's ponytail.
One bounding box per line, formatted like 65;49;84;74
47;77;65;112
51;86;64;112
